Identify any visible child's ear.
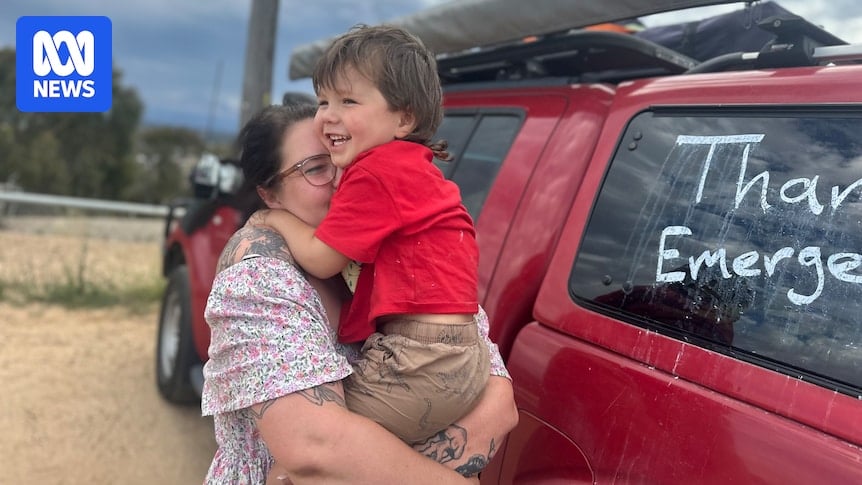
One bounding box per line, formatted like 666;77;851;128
395;111;417;139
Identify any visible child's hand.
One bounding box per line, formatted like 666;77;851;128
245;209;271;228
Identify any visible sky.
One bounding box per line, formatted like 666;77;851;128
2;0;860;139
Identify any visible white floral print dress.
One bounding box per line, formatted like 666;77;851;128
201;257;353;484
200;256;509;484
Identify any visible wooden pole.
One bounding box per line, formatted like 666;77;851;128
239;0;280;130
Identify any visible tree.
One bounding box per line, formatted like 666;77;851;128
131;126;205;204
20;131;70;195
0;48;25;186
0;48;145;201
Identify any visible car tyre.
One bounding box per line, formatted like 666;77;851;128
156;265;201;404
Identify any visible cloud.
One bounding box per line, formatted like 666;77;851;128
1;0;247;27
0;0;249;133
790;1;862;43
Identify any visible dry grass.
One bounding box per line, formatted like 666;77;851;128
0;216;218;484
0;216;165;309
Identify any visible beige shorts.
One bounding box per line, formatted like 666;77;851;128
344;317;490;443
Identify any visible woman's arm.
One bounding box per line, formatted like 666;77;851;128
412;376;518;476
254;381;474;485
415;307;518;476
215;225;294;273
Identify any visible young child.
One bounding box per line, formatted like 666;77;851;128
255;24;489;443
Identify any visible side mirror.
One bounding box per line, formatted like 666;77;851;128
217;162;243;196
191;153;244;199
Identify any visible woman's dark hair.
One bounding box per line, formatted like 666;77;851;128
235;103;317;220
238;103;317;188
281;91;317;106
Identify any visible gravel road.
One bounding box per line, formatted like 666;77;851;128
0;302;217;484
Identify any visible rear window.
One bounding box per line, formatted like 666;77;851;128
570;108;862;395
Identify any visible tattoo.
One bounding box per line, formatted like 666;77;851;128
454;438;496;478
248;383;345;421
414;425;466;464
454;454;489;478
216;226;294;272
414;427;498;478
248;399;278;420
297;382;346;407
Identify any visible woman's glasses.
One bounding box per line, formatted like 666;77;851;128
266;154;336;187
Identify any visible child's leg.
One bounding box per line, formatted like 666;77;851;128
344;319;490;443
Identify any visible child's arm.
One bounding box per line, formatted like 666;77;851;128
257;209;350;279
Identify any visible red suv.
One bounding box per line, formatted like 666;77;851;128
155;154;244;402
158;1;862;481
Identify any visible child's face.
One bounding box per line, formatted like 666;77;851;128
314;67;415;169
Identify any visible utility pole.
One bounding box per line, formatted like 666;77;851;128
239;0;280;130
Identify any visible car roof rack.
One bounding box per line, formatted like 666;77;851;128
439;10;861;85
288;1;860;85
813;44;862;64
287;0;739;80
437;29;697;85
686;14;859;74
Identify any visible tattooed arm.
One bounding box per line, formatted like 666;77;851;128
215;225;294;274
413;376;518;477
252;381;475;485
219;227;513;482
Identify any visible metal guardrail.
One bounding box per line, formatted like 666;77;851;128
0;190;170;217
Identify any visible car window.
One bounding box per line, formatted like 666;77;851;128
433;114;475;177
435;112;521;219
570;109;862;395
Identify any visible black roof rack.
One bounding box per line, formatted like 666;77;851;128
686;14;855;74
436;6;860;85
437;29;698;85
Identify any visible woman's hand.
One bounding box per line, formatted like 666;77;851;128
255;382;474;484
413;376;518;477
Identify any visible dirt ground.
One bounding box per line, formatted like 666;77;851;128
0;216;218;484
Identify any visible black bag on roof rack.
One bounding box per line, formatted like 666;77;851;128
636;1;794;62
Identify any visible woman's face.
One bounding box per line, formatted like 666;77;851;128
263;118;335;227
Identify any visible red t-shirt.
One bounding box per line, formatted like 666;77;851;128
315;140;479;343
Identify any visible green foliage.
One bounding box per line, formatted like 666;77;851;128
0;47;207;204
129;126;205;203
19;131;70;194
36;275;165;313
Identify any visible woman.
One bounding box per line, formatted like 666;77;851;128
201;103;517;484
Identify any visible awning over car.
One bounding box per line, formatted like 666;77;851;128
288;0;739;79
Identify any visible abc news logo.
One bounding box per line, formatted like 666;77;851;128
33;30;97;98
16;16;112;112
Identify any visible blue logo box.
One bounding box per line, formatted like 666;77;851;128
16;16;112;112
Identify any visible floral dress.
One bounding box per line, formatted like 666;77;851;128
201;257;353;484
200;256;510;484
